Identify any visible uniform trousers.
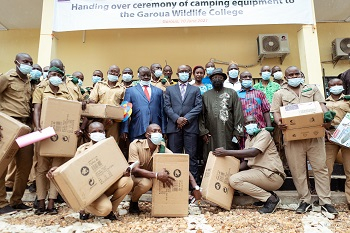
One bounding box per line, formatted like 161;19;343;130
131;177;153;202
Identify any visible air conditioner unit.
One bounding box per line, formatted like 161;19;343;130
332;38;350;59
257;34;290;60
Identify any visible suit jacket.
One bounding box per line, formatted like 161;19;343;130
120;84;166;140
164;83;202;134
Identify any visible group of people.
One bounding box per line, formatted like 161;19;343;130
0;52;349;220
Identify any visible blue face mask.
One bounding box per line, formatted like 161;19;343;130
17;61;33;75
273;71;283;80
288;77;303;87
154;69;163;78
140;80;151;86
150;132;163;145
329;85;344;95
178;72;189;82
92;76;102;84
228;69;239;79
241;80;252;88
43;72;48;79
49;76;63;87
78;79;83;86
122;74;133;82
108;74;119;82
30;69;42;80
261;71;271;81
206;67;214;75
245;123;259;135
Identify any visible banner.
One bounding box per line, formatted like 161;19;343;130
53;0;314;32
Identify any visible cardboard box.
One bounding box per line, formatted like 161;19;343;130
39;97;82;157
152;153;189;217
283;126;325;141
82;104;124;120
330;113;350;148
201;152;240;210
52;137;128;211
0;112;31;176
280;101;323;129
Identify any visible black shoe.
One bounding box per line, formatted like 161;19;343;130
11;203;32;210
258;195;280;214
5;187;13;192
46;207;58;215
0;205;17;215
129;201;140;214
253;201;265;207
296;202;311;214
348;203;350;210
28;183;36;193
33;197;39;209
55;193;65;204
321;204;339;215
34;207;46;215
79;212;90;220
104;211;117;221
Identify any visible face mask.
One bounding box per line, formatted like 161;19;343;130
206;67;214;75
300;78;305;84
178;72;189;82
90;132;106;142
108;74;119;82
273;71;283;80
287;77;303;87
154;69;163;78
261;71;271;81
140;80;151;86
17;61;33;75
329;85;344;95
241;80;252;88
43;72;48;79
92;76;102;84
150;132;163;145
122;74;133;82
78;79;83;86
228;69;239;79
245;123;259;135
30;69;42;80
49;76;63;86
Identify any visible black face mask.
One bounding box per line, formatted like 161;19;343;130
212;79;224;89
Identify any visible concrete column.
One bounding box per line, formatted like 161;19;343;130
37;0;56;67
297;0;324;95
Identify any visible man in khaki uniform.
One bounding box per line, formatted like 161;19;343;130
271;66;338;215
89;65;125;141
48;122;133;220
150;63;170;92
0;53;34;214
325;78;350;210
213;115;285;214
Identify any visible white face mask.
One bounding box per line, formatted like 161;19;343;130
149;132;163;145
154;69;163;78
122;74;133;82
90;132;106;142
273;71;283;80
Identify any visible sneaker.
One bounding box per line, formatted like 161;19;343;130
253;201;265;207
104;211;117;221
258;194;281;214
11;203;32;211
296;202;311;214
0;205;17;215
79;212;90;220
129;201;140;214
321;204;339;215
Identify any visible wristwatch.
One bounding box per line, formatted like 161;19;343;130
194;185;200;191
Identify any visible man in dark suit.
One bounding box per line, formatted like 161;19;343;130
164;65;202;181
120;66;166;142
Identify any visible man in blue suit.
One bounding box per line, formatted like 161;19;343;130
164;65;202;182
120;66;166;143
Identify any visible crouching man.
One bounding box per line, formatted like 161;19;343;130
128;123;202;214
213;115;285;214
48;122;133;220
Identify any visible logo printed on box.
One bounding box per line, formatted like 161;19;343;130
223;187;228;193
173;169;181;178
81;166;89;176
215;182;221;190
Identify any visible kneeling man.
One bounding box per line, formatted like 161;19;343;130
213;115;285;214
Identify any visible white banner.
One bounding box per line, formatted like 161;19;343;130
53;0;314;32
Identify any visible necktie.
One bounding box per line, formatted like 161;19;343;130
180;84;186;101
143;85;150;101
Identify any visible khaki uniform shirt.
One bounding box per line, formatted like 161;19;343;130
0;69;32;117
32;81;75;104
326;94;350;127
151;79;170;92
128;139;172;171
75;141;93;156
245;129;285;176
89;81;125;106
271;84;325;113
65;76;83;101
